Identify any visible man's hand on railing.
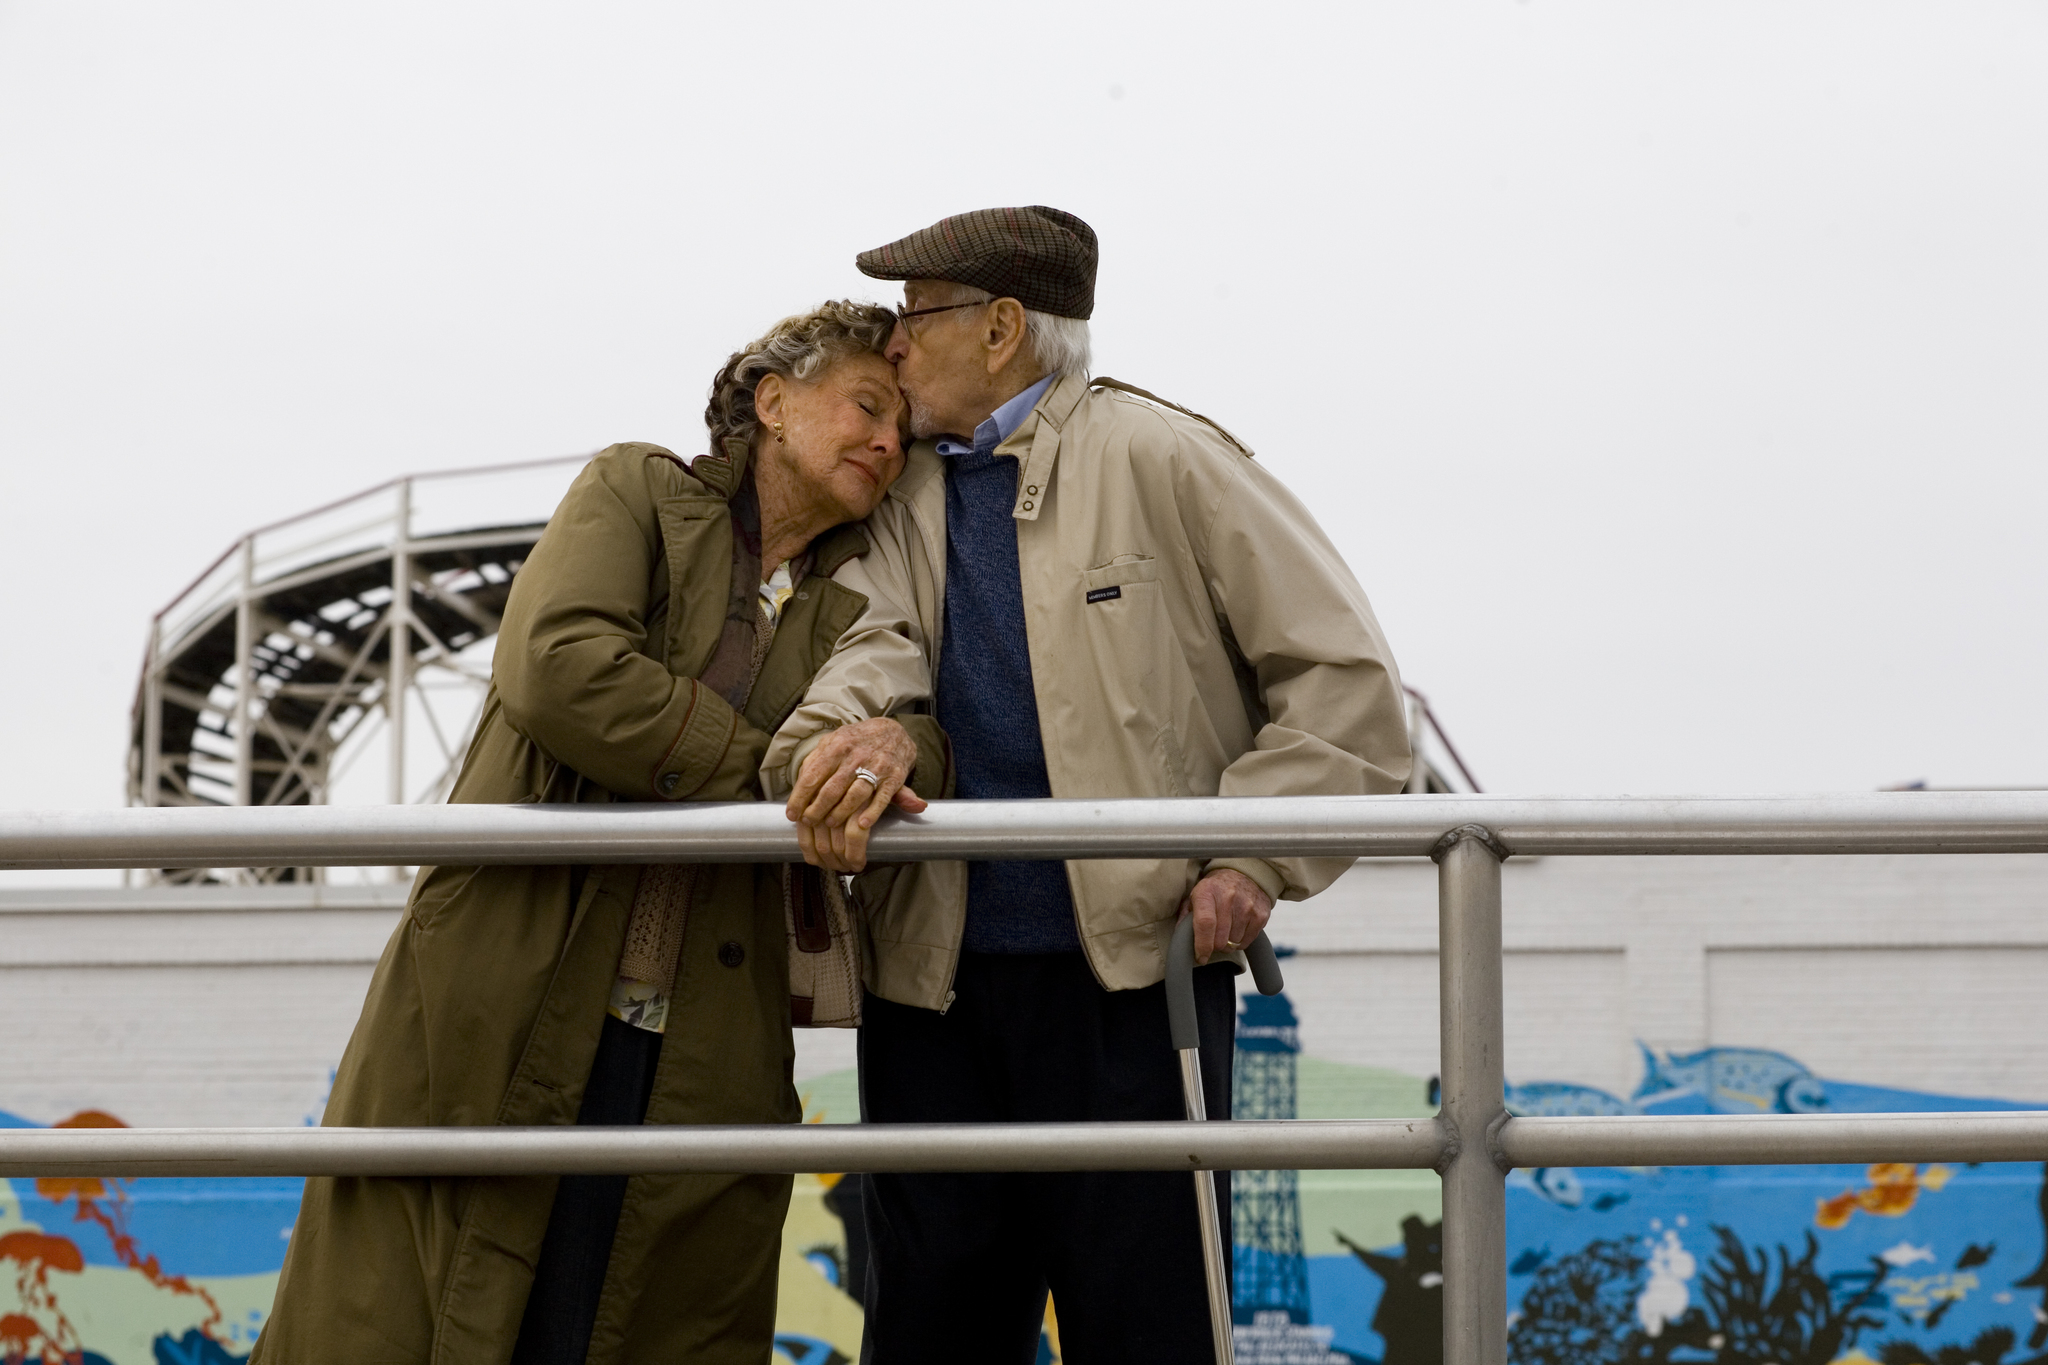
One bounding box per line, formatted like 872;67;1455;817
786;718;926;873
1182;867;1274;965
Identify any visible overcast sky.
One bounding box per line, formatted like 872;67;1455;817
2;2;2043;848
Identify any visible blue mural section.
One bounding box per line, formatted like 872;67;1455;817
8;1027;2048;1365
6;1176;302;1281
1242;1024;2048;1365
1;1110;282;1363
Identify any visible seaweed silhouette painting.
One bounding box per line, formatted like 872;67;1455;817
1693;1227;1889;1363
1505;1237;1645;1365
1506;1225;1888;1365
1877;1325;2026;1365
2016;1165;2048;1349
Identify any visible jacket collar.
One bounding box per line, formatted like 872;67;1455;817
812;521;870;577
890;443;947;503
992;369;1091;522
1033;369;1093;431
688;436;756;501
691;435;870;574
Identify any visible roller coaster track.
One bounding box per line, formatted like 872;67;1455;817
123;451;1477;882
127;455;591;882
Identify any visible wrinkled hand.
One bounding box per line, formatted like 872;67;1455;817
785;718;926;873
1184;868;1275;965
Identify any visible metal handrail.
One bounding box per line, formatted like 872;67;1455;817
5;790;2048;1365
0;1119;1444;1179
8;1110;2048;1179
10;790;2048;869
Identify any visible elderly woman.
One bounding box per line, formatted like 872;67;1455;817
252;301;950;1365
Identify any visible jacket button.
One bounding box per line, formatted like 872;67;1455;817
1026;485;1038;495
1021;500;1034;511
658;772;680;795
718;941;746;968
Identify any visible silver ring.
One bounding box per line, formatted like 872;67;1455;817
852;767;882;788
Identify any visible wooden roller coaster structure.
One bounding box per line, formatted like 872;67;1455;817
126;455;592;883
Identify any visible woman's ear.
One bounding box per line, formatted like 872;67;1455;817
754;373;787;429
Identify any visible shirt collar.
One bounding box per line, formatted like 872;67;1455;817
934;374;1057;458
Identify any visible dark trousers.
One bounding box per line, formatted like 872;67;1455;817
510;1015;662;1365
857;951;1237;1365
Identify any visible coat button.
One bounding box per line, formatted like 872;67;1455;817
718;941;746;968
1021;500;1034;511
659;772;680;795
1026;485;1038;495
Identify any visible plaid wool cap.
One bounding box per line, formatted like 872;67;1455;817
856;206;1098;320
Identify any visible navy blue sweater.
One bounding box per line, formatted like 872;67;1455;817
935;384;1080;955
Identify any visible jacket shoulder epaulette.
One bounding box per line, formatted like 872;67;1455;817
1088;377;1255;459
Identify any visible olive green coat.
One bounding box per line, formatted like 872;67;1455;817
253;443;946;1365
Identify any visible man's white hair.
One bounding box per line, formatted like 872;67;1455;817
931;283;1092;379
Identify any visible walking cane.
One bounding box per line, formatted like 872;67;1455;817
1166;914;1285;1365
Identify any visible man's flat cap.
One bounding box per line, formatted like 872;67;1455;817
857;206;1097;320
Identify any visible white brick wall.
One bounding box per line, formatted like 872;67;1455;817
6;851;2046;1126
1265;852;2048;1100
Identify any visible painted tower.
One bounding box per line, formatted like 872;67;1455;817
1232;991;1310;1322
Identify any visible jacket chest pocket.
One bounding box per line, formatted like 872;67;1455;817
1074;556;1190;796
653;497;735;679
1081;556;1160;601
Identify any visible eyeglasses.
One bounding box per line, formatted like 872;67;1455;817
892;301;985;333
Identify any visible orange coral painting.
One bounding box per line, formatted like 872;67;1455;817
4;1109;228;1362
0;1230;86;1365
1815;1161;1955;1230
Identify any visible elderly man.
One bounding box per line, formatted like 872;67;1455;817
766;206;1411;1362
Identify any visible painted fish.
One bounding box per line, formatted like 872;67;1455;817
1510;1166;1586;1208
1504;1080;1636;1118
1957;1242;1996;1270
1632;1044;1829;1114
1502;1081;1642;1211
1880;1242;1937;1268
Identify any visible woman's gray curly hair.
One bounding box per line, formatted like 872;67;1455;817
704;300;897;450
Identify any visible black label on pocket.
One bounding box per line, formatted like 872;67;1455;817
1086;586;1123;604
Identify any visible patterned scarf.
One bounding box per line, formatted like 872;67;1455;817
615;462;797;992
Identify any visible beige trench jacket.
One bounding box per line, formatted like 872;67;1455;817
763;372;1411;1010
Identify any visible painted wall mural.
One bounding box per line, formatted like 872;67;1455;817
5;991;2047;1365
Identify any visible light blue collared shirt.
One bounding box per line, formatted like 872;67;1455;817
934;375;1056;458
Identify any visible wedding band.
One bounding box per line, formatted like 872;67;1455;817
852;767;882;788
1225;938;1243;949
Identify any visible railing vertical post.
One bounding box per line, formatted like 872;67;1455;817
232;537;256;809
140;615;163;808
1435;824;1509;1365
1404;692;1429;794
388;478;413;817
